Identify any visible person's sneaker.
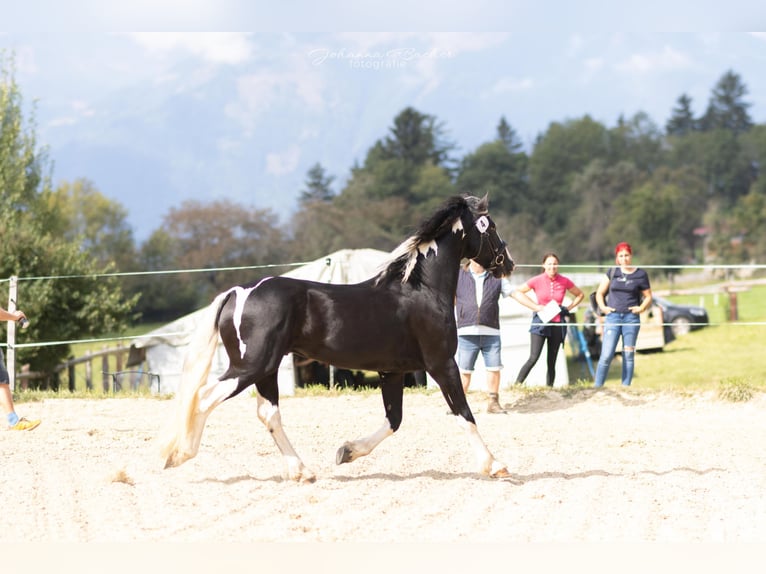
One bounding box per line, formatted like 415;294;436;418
9;417;41;431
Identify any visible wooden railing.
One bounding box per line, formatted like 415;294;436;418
16;345;159;393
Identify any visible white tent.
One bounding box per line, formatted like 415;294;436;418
127;249;392;396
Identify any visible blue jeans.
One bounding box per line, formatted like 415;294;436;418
457;335;503;372
594;312;641;387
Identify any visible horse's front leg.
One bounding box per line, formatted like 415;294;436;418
254;374;316;484
336;371;402;465
429;360;510;479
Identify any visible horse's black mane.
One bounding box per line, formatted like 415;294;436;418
374;194;488;287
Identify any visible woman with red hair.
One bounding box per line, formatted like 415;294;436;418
593;242;653;387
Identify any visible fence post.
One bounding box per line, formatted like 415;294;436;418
68;356;75;392
84;350;93;390
7;276;19;391
726;286;739;321
114;350;124;392
102;348;110;392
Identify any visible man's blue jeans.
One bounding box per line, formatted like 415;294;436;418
594;312;641;387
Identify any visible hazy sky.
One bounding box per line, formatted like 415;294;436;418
3;5;766;239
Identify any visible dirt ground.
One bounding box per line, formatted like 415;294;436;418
3;388;766;549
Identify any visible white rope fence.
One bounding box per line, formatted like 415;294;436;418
5;259;766;346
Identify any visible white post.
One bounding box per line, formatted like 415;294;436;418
7;276;18;391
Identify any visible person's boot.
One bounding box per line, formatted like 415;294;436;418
486;393;507;414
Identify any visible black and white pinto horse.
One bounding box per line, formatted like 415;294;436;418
160;194;515;482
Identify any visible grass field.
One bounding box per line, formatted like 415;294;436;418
565;283;766;394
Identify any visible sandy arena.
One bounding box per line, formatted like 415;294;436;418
3;388;766;545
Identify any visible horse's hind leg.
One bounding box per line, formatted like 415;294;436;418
161;293;236;468
254;373;316;484
163;375;240;468
336;371;402;465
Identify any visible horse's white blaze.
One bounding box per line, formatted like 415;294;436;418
232;279;269;359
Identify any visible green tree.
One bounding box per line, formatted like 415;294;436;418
307;107;458;255
154;199;289;310
665;94;698;136
40;178;136;269
300;163;335;204
410;162;456;221
1;52;135;376
527;115;611;235
289;195;411;260
496;116;524;153
666;129;753;205
605;169;706;278
377;106;456;168
456;140;528;216
351;107;457;203
699;70;753;135
607;112;664;173
730;188;766;261
566;160;643;263
132;229;199;323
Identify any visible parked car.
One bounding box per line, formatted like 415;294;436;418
652;296;710;337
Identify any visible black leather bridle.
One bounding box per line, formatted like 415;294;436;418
471;215;508;272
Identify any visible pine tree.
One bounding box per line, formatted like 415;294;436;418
496;116;523;153
300;163;335;203
699;70;753;134
666;94;697;136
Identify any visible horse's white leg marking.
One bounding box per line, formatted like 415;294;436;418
454;416;510;478
336;420;394;465
198;377;239;413
231;279;270;358
256;395;316;483
174;377;239;464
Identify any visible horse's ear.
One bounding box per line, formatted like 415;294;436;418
478;194;489;213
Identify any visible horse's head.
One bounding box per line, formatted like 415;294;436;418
462;195;515;278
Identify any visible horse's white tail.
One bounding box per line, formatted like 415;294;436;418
159;291;229;468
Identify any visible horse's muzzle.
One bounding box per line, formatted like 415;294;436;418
491;249;515;277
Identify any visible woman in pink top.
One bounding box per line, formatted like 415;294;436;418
512;252;584;387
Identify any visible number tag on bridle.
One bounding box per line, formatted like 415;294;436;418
475;216;489;233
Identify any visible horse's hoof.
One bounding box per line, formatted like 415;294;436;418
163;452;186;469
286;470;317;483
336;443;354;465
490;466;511;479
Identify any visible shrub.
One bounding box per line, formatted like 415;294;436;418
717;376;754;402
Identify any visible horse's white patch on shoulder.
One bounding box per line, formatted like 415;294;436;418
232;278;271;359
417;239;438;258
